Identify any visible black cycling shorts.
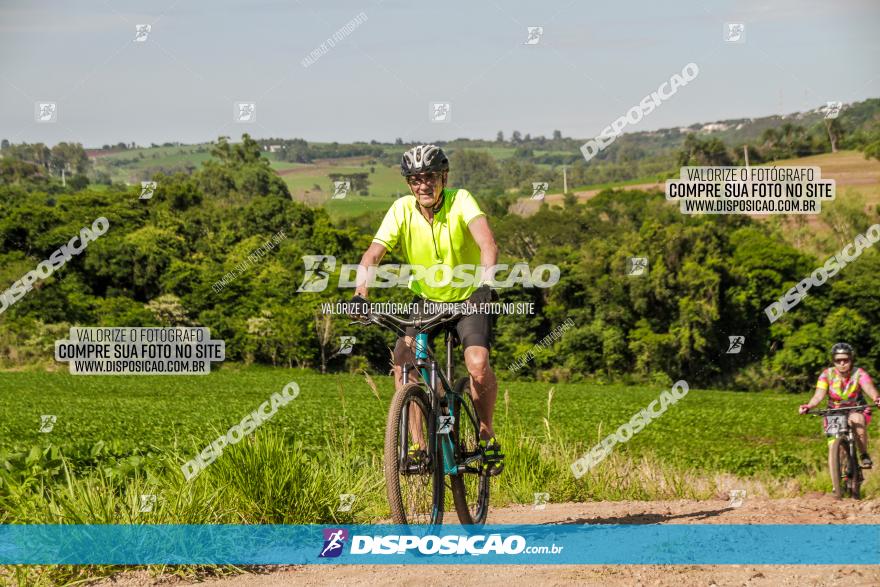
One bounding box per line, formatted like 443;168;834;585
403;296;492;350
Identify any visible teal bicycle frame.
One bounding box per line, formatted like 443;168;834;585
414;331;459;476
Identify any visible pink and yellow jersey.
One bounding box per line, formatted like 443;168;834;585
816;367;874;407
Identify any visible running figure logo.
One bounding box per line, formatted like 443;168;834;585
337;336;356;355
297;255;336;292
235;102;256;123
39;415;57;433
724;23;745;43
36;102;57;123
626;257;648;276
533;492;550;510
134;24;151;42
531;182;548;200
524;26;543;45
726;336;745;354
430;102;450;122
140;181;157;200
727;489;746;508
822;101;842;119
319;528;349;558
332;181;350;199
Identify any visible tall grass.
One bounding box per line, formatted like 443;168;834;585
3;377;879;585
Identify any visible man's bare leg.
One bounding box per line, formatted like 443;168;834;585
463;345;497;441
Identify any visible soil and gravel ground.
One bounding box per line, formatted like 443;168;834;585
93;495;880;587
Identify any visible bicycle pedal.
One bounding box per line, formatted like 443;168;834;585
485;462;505;477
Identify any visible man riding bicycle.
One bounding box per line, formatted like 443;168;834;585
799;342;880;468
351;144;503;468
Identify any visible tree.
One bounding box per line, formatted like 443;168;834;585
448;150;502;193
145;294;192;326
677;134;733;167
496;131;504;143
198;134;290;200
759;123;816;160
511;130;522;143
50;142;90;176
314;311;336;374
552;130;562;141
824;118;843;153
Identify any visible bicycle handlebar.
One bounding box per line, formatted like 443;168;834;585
348;301;466;334
807;405;872;416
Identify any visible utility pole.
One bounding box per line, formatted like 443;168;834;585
743;145;749;167
562;165;567;194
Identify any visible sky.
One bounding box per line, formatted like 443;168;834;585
1;0;878;147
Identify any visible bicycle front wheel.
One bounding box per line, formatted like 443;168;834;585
829;437;848;498
384;382;444;525
849;443;862;500
449;377;490;525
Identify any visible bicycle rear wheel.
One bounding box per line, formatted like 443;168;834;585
449;377;490;525
829;437;848;498
384;383;444;525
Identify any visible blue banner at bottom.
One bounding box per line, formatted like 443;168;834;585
1;524;878;565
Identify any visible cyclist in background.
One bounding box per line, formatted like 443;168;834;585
799;343;880;467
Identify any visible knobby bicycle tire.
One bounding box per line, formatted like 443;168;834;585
384;382;444;525
829;437;848;499
449;377;491;525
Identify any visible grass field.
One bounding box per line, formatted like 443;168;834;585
92;145;214;183
3;367;876;525
4;367;878;585
276;161;406;218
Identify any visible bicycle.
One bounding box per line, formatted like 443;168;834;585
806;405;869;499
351;302;502;526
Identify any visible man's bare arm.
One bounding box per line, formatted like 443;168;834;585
467;216;498;284
355;242;387;298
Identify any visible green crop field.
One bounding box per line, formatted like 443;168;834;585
93;144;214;183
277;162;413;219
3;367;877;531
0;369;824;472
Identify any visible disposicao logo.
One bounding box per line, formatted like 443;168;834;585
319;528;349;558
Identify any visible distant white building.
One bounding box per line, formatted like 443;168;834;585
700;122;730;133
266;144;283;152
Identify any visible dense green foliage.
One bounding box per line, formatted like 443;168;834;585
1;132;879;388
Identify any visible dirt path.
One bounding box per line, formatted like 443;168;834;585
94;496;880;587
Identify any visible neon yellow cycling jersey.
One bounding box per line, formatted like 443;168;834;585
372;187;484;302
